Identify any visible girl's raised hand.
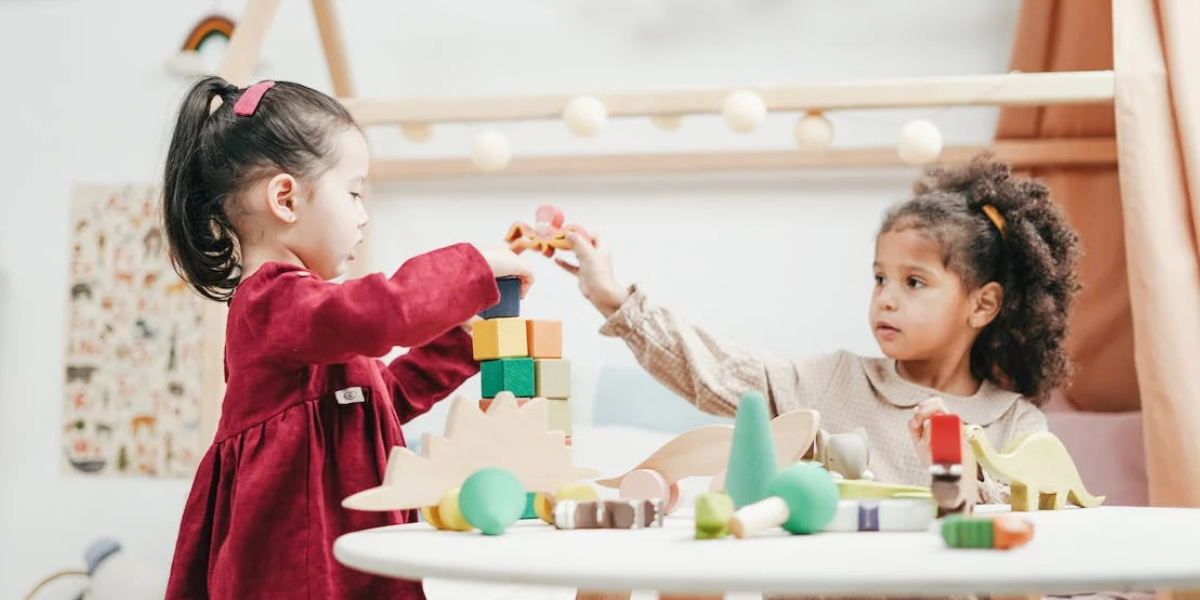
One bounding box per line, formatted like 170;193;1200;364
909;396;950;468
556;231;629;317
478;247;535;298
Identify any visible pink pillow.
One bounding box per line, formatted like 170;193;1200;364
1043;392;1149;507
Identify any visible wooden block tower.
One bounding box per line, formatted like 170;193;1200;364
473;278;573;445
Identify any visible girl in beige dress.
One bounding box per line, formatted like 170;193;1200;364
557;154;1085;508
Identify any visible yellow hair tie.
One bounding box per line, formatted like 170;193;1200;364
982;204;1006;238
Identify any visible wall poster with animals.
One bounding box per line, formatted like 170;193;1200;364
62;183;206;478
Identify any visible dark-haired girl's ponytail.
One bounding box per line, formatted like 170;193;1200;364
162;76;242;303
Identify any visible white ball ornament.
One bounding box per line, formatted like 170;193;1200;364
722;90;766;133
562;95;608;137
471;130;512;172
896;119;943;165
793;113;834;150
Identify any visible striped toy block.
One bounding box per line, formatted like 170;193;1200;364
481;357;535;398
526;319;562;359
473;317;528;361
534;358;571;399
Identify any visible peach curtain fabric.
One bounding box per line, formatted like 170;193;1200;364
998;0;1200;511
995;0;1140;414
1111;0;1200;510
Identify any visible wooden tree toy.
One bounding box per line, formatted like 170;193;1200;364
724;390;777;508
593;408;819;514
505;205;593;258
341;393;601;512
728;462;840;538
929;414;976;517
940;513;1034;550
964;424;1105;511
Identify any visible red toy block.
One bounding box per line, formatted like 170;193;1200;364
929;414;963;464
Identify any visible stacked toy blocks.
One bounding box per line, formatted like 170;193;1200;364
474;277;573;444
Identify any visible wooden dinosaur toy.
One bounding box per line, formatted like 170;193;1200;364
342;393;602;512
963;424;1105;512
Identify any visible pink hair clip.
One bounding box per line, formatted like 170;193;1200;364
233;80;276;116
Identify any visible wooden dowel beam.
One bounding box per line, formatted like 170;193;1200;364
311;0;355;97
367;138;1116;182
343;71;1114;126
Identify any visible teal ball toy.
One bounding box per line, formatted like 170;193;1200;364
459;467;527;535
767;462;840;534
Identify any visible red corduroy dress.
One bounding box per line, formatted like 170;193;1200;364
165;243;500;600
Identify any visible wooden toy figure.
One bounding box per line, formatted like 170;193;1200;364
928;414;976;518
728;462;840;538
505;204;593;258
940;513;1034;550
964;424;1105;511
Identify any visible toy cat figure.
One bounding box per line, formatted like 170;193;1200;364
811;428;874;481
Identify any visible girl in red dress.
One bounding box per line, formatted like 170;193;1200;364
159;76;533;600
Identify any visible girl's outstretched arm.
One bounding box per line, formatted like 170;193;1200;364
597;285;845;418
557;232;843;418
245;243;500;367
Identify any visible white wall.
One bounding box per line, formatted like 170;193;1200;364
0;1;1019;597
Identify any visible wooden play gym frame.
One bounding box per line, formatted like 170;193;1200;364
196;0;1117;445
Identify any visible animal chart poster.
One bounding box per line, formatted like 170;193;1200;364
62;183;206;478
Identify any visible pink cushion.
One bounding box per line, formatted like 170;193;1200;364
1043;392;1149;507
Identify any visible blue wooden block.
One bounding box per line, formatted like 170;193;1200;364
479;276;521;319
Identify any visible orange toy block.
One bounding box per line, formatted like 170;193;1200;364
547;398;573;435
526;320;563;359
535;359;571;399
479;397;531;412
473;317;528;361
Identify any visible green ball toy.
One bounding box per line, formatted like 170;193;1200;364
766;462;840;534
458;467;527;535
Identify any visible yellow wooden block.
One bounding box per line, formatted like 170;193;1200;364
547;398;572;434
472;317;528;360
535;358;571;399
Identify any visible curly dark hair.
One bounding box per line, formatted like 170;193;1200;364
878;153;1083;405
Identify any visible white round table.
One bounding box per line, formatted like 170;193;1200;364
334;506;1200;598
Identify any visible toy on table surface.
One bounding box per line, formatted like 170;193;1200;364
964;424;1105;512
594;397;819;515
806;427;875;481
552;498;667;530
823;498;935;532
473;271;574;518
940;513;1034;550
341;393;601;535
727;461;841;538
504;204;593;258
929;414;976;517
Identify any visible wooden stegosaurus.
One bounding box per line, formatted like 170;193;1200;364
342;392;602;511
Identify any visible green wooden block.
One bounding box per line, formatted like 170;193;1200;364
481;358;535;398
941;515;995;548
